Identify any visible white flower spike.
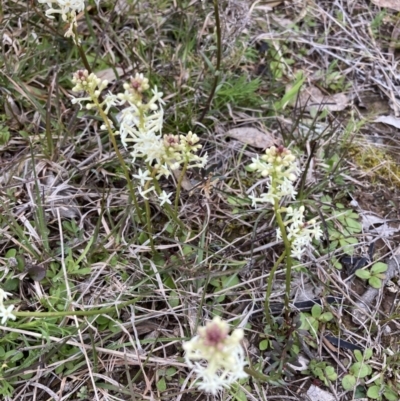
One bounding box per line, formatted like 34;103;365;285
183;316;247;395
249;145;322;259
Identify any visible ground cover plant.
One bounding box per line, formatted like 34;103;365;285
1;0;400;400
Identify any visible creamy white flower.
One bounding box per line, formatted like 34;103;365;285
248;146;299;206
137;185;155;200
183;316;247;394
0;289;12;302
282;209;323;259
0;304;16;325
132;168;152;187
158;191;172;206
39;0;85;20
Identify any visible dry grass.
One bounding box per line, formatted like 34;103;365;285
0;0;400;400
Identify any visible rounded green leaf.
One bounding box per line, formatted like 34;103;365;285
354;350;363;362
342;374;356;390
325;366;337;381
369;276;382;289
156;377;167;392
5;249;17;258
259;339;269;351
366;385;380;399
364;348;373;360
371;262;388;274
345;218;362;233
345;236;358;245
234;388;248;401
166;367;177;377
311;304;322;318
355;269;371;279
319;312;334;323
351;362;370;378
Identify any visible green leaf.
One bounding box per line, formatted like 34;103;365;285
3;279;18;292
166;367;177;377
355;269;371;280
345;218;362;233
305;316;319;336
319;312;334;323
354;350;363;362
5;249;16;258
364;348;373;360
299;313;314;332
275;72;305;110
233;388;248;401
220;274;240;288
168;290;180;308
367;385;381;399
371;262;388;274
369;276;382;289
383;387;398;401
351;362;370;378
156;377;167;392
344;236;358;244
259;339;269;351
311;304;322;318
325;366;338;381
332;258;343;270
328;240;339;251
342;374;357;390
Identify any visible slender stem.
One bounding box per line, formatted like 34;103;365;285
197;0;222;126
174;161;188;213
95;103;145;225
72;26;144;226
244;366;273;383
146;165;186;231
14;297;140;318
142;177;155;253
264;252;286;328
273;200;293;322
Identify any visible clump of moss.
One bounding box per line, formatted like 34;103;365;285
349;140;400;188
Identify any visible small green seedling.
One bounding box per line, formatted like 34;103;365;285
307;360;338;386
355;262;388;289
342;349;373;390
299;304;334;338
320;195;362;256
367;376;398;401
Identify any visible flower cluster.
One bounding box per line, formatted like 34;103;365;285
277;206;323;259
71;71;207;203
183;316;248;395
0;289;16;325
248;145;300;205
248;145;322;259
116;74;207;179
39;0;86;40
71;70;109;109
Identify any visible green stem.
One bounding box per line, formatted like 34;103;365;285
94;99;145;226
273;200;293;322
174;161;188;213
14;298;140;318
264;252;286;328
197;0;222;126
72;26;145;227
244;366;273;383
147;165;186;232
142;178;155;254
